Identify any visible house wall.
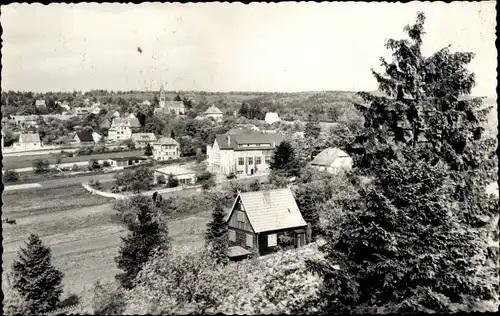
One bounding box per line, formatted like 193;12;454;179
108;126;132;142
14;141;42;151
257;228;306;256
153;144;179;161
227;197;257;252
206;113;223;120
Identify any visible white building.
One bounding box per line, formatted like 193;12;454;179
13;133;42;151
265;112;281;125
142;100;151;106
35;99;46;108
153;137;180;161
204;105;223;121
92;132;103;144
309;148;352;174
206;130;283;176
154;165;196;185
74;107;93;115
107;117;141;142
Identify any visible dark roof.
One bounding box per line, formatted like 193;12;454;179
215;130;283;150
75;132;94;142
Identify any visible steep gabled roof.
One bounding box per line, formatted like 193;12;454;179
75;131;94;142
204;105;223;114
19;133;41;143
310;147;350;167
227;188;307;233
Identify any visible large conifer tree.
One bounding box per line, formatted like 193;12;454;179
10;234;64;315
309;12;498;313
205;202;229;265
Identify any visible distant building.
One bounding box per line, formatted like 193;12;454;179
226;188;308;260
92;132;102;144
131;133;157;148
58;101;71;112
73;131;95;147
128;113;137;119
9;115;39;129
111;111;121;118
154;165;196;185
142;100;151;106
91;107;101;115
309;147;352;174
107;117;141;142
153;137;180;161
107;156;148;168
35;99;46;108
40;114;75;122
74;107;93;115
265;112;281;125
157;85;185;115
204;105;223;121
207;130;283;176
13;133;42;151
98;117;112;130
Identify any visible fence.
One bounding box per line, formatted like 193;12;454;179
82;182;202;200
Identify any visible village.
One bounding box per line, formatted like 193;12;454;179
1;2;499;316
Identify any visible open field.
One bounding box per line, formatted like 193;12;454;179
1;174;213;301
2;149;144;170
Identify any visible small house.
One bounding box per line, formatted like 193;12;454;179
264;112;281;125
309;147;352;174
73;131;95;147
204;105;223;121
35;99;46;108
107;156;148;168
13;133;42;151
225;188;308;260
131;133;157;148
154;165;196;185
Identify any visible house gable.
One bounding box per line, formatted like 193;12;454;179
227;195;255;234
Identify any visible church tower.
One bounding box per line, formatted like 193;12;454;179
159;84;166;108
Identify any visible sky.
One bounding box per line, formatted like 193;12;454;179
0;2;497;96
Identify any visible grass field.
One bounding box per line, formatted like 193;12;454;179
2;150;144;170
1;176;211;303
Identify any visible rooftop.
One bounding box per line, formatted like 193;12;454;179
228;188;307;233
19;133;41;143
155;165;195;176
154;137;179;146
204;105;223;114
215;130;283;150
310;147;350;167
75;131;94;142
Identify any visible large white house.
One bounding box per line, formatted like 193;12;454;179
207;130;283;176
309;147;352;174
153;137;180;161
13;133;42;151
204;105;223;121
107;117;141;142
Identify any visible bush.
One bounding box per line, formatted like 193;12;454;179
72;164;80;172
32;159;50;174
226;172;237;180
167;173;179;188
77;146;93;156
88;159;101;171
156;174;166;185
102;160;111;168
3;170;19;182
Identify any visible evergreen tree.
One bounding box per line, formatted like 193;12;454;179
304;113;321;140
144;143;153;156
270;140;300;177
115;195;170;289
310;12;498;314
205;203;229;265
10;234;64;315
170;130;176;139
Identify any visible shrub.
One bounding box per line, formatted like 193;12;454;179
88;159;101;171
102;160;111;168
77;146;93;156
32;159;50;174
156;174;166;185
3;170;19;182
167;173;179;188
226;172;237;180
72;164;80;172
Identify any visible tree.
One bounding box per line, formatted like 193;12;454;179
174;94;182;101
10;234;64;314
166;173;179;188
205;203;229;265
144;116;166;135
156;174;166;185
310;12;499;314
90;280;127;315
115;195;170;289
3;169;20;182
88;159;101;171
196;171;215;190
270;140;300;177
32;159;50;174
304;113;321;139
170;130;176;139
144;143;153;156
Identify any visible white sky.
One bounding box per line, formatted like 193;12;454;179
0;2;496;96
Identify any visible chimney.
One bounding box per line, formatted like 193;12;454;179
228;135;231;146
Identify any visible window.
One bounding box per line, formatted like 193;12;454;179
248;157;253;165
237;171;243;174
256;156;262;165
238;157;244;166
246;234;253;247
268;234;277;247
265;156;271;164
228;230;236;242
